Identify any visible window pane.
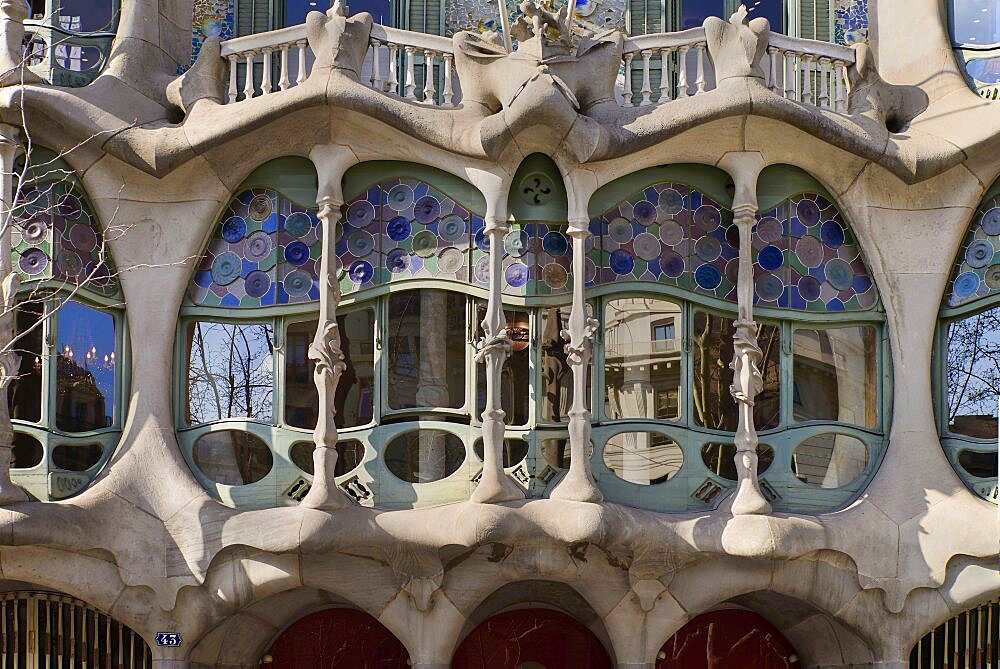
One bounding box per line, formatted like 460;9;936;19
793;326;877;428
681;0;724;29
192;430;273;485
946;307;1000;438
387;290;465;410
186;321;274;424
337;309;376;427
9;302;43;423
284;321;317;429
952;0;1000;46
51;443;103;471
958;449;998;479
11;433;43;469
540;306;591;423
603;432;683;485
58;0;115;32
473;437;529;468
289;439;365;476
384;430;465;483
701;442;773;480
56;301;116;432
692;311;780;431
791;433;868;488
604;298;682;421
476;306;530;425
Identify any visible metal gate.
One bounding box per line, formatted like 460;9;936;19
910;598;999;669
0;592;152;669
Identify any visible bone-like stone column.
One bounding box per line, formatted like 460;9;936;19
719;151;771;516
549;216;602;503
471;213;524;503
0;124;27;504
300;196;351;510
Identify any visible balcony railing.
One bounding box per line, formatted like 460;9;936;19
218;20;856;114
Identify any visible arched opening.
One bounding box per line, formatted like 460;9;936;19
909;597;999;668
452;608;612;669
656;609;800;668
261;608;409;669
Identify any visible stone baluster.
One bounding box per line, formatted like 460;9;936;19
784;50;796;101
442;53;454;107
243;50;255;100
695;43;707;93
819;56;831;109
768;47;780;93
0;125;27;505
422;49;436;104
639;49;653;106
301;196;351;510
387;44;399;95
834;59;847;112
471;211;524;504
261;48;273;94
227;54;238;102
370;39;383;91
801;53;815;105
295;40;308;85
622;53;634;106
404;46;417;99
658;48;672;101
278;45;291;91
549;216;602;503
676;45;690;98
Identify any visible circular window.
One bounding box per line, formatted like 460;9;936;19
958;450;998;479
52;443;104;471
289;440;366;477
519;173;556;207
193;430;273;486
701;443;774;481
11;433;43;469
473;438;529;468
384;430;464;483
791;433;868;488
603;432;683;485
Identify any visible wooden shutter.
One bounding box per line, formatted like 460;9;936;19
236;0;274;36
797;0;832;42
406;0;442;34
629;0;664;35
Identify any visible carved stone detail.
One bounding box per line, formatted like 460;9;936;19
704;5;770;84
305;0;374;80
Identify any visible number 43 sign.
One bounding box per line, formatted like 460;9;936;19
155;633;183;647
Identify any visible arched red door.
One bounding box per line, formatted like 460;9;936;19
452;608;612;669
262;608;409;669
656;609;800;669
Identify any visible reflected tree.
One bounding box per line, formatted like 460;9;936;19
186;322;275;423
946;307;1000;434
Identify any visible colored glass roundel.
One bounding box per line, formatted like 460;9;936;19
189;188;321;307
11;181;119;295
947;195;1000;307
471;220;588;296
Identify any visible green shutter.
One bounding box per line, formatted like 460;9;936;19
798;0;832;42
236;0;274;36
629;0;664;35
406;0;442;34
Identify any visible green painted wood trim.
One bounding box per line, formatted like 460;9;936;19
237;156;319;208
757;163;833;211
343;161;487;213
588;164;735;218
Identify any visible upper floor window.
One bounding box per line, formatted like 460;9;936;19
7;175;124;501
950;0;1000;98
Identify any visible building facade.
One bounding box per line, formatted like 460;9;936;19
0;0;995;666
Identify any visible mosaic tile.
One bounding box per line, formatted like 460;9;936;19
947;195;1000;308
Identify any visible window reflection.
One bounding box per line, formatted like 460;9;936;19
604;298;682;421
473;437;529;468
946;307;1000;438
792;433;868;488
58;0;116;33
56;301;115;432
953;0;1000;46
193;430;273;485
186;321;274;424
384;430;465;483
387;290;465;410
9;302;43;423
692;310;780;431
540;306;591;423
475;306;530;425
701;442;774;480
793;326;877;428
603;432;683;485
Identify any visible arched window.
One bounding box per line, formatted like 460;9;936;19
938;183;1000;504
7;157;125;501
950;0;1000;99
909;598;999;667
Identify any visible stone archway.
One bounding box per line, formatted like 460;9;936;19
452;608;612;669
260;608;409;669
655;609;800;669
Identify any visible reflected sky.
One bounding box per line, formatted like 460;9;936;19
57;300;115;425
953;0;1000;46
682;0;783;31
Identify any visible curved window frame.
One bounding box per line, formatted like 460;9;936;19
948;0;1000;99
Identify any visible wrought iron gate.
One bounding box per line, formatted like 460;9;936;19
0;592;152;669
910;598;999;669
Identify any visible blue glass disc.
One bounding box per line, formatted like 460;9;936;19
954;271;980;299
284;241;310;266
387;216;411;241
221;217;246;243
695;264;722;290
820;221;845;248
609;249;635;275
758;245;783;271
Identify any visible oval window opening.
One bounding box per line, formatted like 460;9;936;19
791;433;868;488
603;432;683;485
51;443;103;471
473;438;529;468
384;430;464;483
701;443;774;480
193;430;273;485
290;440;366;476
11;433;43;469
55;45;105;72
958;450;998;479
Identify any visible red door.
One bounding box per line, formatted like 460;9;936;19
656;609;800;669
262;608;409;669
452;608;612;669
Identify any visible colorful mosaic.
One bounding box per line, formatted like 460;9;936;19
835;0;868;45
947;194;1000;308
11;181;119;296
444;0;624;39
758;193;877;311
189;188;321;307
470;221;591;296
191;0;234;65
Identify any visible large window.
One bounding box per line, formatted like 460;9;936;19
950;0;1000;98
